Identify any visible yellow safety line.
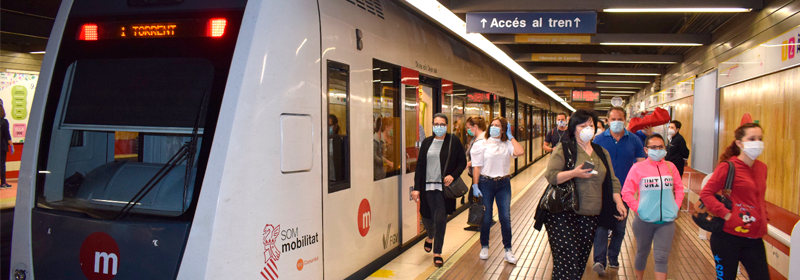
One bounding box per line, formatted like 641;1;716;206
427;170;546;280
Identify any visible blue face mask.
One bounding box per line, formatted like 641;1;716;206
433;126;447;137
489;127;502;138
648;149;667;161
609;121;624;133
467;128;474;136
329;127;333;135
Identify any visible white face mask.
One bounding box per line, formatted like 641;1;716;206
741;141;764;160
557;120;567;128
668;129;676;137
579;126;594;142
609;121;624;133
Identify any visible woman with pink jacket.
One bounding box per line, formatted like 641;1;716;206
621;134;684;280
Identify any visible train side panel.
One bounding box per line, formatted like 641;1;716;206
177;0;323;279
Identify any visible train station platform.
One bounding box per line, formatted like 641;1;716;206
369;159;751;280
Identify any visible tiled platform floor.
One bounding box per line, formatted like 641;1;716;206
435;177;750;280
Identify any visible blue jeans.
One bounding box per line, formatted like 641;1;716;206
479;177;512;249
593;214;628;266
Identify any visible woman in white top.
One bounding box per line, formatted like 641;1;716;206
471;117;525;264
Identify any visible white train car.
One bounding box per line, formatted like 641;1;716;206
9;0;566;279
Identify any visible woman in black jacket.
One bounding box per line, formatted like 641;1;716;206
411;113;467;267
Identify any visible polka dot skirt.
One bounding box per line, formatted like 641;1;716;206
544;211;598;280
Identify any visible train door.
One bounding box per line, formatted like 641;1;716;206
399;68;434;245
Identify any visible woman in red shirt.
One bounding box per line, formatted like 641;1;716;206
700;123;769;280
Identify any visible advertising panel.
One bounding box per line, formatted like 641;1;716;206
0;72;37;143
718;24;800;87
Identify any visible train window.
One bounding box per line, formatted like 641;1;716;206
61;58;213;132
372;59;401;181
328;61;350;193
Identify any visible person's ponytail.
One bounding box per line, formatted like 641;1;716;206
718;141;740;163
718;122;762;164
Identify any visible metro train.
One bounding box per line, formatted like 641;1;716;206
9;0;568;279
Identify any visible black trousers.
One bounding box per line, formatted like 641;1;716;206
545;211;598;280
1;150;6;185
709;231;771;280
421;190;446;254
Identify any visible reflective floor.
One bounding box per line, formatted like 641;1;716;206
372;161;751;280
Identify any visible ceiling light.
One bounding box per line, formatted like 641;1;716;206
604;8;752;13
600;42;703;46
596;80;651;84
598;60;677;64
598;73;661;76
29;51;46;54
601;90;637;93
403;0;575;112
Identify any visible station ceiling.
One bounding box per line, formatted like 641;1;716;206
438;0;764;112
1;0;765;112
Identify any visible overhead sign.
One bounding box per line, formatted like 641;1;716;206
611;96;624;107
514;34;592;44
571;89;601;103
548;75;585;81
466;12;597;34
467;92;491;103
531;53;582;62
555;82;586;87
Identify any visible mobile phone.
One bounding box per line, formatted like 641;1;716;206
582;161;595;171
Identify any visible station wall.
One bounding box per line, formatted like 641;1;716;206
719;67;800;215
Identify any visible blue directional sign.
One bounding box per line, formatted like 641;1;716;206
466;12;597;34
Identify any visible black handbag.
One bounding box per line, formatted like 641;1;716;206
692;161;735;233
539;142;580;213
443;135;469;199
467;197;484;226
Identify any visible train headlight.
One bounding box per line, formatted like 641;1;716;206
13;269;26;280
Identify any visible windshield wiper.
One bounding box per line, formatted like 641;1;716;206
114;89;207;220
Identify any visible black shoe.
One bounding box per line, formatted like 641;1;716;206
433;256;444;267
0;184;10;189
424;239;432;253
464;225;480;232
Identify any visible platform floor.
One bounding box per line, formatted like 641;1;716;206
371;161;751;280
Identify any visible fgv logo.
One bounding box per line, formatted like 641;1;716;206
79;232;120;280
262;224;281;280
780;33;800;61
358;199;371;237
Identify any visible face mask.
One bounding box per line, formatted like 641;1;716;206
648;149;667;161
609;121;624;134
557;120;567;128
433;126;447;137
489;127;501;138
668;129;676;136
329;127;333;135
467;128;474;136
579;126;594;142
741;141;764;160
388;129;393;137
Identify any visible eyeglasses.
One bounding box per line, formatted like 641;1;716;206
646;145;665;150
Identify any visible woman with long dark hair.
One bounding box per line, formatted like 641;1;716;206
700;123;769;280
0;104;12;189
537;109;626;279
471;117;525;264
411;113;467;267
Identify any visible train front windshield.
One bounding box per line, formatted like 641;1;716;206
34;11;243;220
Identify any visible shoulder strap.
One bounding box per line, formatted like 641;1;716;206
561;141;576;170
442;134;453;178
722;161;735;195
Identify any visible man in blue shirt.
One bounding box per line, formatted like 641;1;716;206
591;107;646;276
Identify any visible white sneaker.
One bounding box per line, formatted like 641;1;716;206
504;251;517;264
593;262;606;276
479;247;489;260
